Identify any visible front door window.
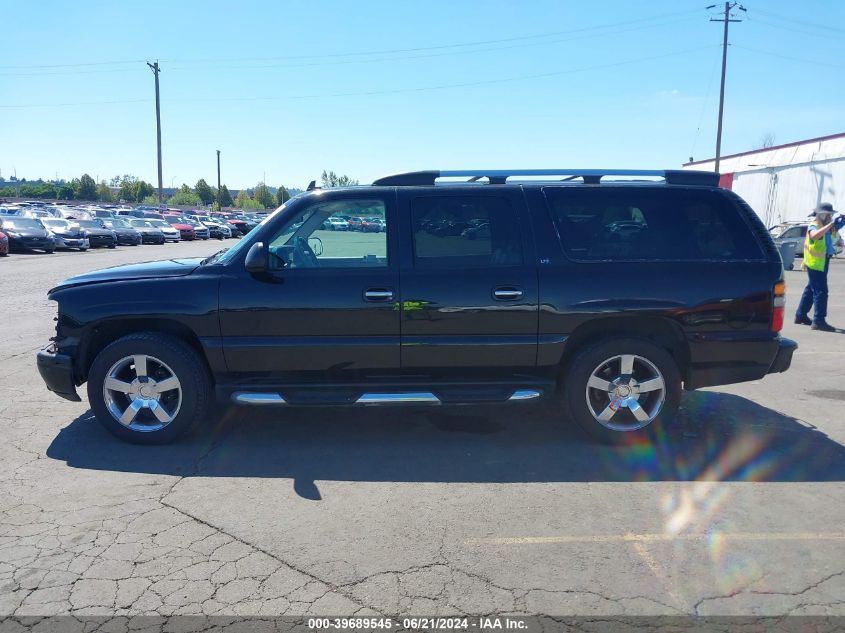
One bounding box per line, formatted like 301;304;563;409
268;199;387;270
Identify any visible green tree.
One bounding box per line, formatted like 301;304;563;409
320;170;358;188
118;176;139;202
218;184;234;207
276;186;291;204
169;185;202;206
253;182;275;208
0;187;17;197
234;189;263;210
135;181;155;202
74;173;97;201
96;181;113;202
195;178;214;205
57;184;75;200
142;194;160;205
19;182;57;199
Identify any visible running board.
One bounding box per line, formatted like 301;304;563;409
230;389;543;406
356;392;440;404
232;392;287;405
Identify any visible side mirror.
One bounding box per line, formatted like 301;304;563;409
244;241;267;273
308;236;323;256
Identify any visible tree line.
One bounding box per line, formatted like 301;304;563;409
1;169;358;209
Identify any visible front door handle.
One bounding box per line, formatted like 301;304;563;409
493;287;523;301
365;288;394;302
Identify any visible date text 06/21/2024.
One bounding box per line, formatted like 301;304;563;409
307;617;528;630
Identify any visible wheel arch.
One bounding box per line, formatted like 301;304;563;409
557;316;690;387
79;318;211;383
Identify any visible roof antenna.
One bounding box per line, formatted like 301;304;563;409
306;180;319;191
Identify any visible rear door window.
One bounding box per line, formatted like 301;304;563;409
410;195;523;268
543;188;763;261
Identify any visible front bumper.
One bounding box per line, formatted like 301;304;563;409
55;236;89;249
36;346;81;402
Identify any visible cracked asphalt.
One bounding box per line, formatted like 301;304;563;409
1;241;844;617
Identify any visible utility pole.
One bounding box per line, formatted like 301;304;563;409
216;150;222;209
710;2;744;173
147;61;164;205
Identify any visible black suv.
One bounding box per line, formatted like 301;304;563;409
37;169;796;445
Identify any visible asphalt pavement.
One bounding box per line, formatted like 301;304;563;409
1;242;844;618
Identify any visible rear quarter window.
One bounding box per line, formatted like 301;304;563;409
543;187;764;262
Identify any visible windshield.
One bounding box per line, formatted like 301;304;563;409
76;220;101;228
129;220;152;228
1;218;43;230
42;219;69;229
105;219;130;228
148;219;168;227
214;202;289;265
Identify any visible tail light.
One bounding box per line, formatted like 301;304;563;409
772;281;786;332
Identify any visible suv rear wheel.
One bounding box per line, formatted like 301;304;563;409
564;338;681;444
87;332;211;444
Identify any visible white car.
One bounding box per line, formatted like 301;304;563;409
146;218;181;242
322;217;349;231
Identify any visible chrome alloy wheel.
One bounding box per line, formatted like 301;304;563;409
585;354;666;432
102;355;182;432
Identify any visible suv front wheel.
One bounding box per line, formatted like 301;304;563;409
87;332;211;444
564;338;681;444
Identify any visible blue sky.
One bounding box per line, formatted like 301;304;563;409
2;0;843;190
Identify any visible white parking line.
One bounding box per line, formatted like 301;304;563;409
465;532;845;545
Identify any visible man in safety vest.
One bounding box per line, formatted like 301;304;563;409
794;202;843;331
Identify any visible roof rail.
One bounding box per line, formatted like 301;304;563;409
372;169;719;187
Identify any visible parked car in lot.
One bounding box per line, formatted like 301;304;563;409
211;213;249;236
362;217;386;232
321;217;349;231
0;230;8;256
74;219;117;249
127;219;166;244
101;218;142;246
0;217;55;253
42;218;90;251
191;215;231;239
347;216;365;231
164;216;196;240
147;219;181;242
36;168;797;445
185;219;210;241
769;221;843;258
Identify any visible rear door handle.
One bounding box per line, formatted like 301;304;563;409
364;288;394;302
493;287;523;301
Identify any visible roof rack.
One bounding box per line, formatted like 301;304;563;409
371;169;719;187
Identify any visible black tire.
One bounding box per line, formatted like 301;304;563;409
87;332;212;445
108;243;116;249
563;337;681;445
45;249;55;254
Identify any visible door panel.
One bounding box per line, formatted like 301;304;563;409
398;189;539;370
218;193;400;379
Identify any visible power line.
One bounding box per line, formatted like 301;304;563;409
733;44;845;70
748;15;844;40
2;14;699;78
0;45;716;109
165;8;702;64
0;8;701;73
752;7;845;34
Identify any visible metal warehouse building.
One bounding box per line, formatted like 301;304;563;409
683;132;845;227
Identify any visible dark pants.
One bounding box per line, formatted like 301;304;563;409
796;257;830;322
